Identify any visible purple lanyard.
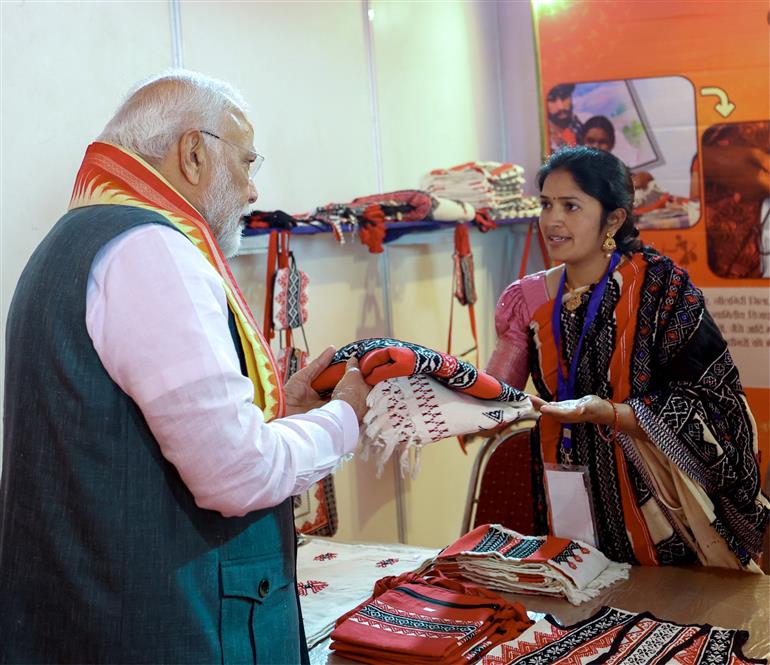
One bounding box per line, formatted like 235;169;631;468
551;251;620;452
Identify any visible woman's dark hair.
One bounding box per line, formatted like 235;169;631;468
579;115;616;150
537;146;641;255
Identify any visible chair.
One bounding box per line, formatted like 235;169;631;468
461;423;538;537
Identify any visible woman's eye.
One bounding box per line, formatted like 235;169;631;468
541;201;551;209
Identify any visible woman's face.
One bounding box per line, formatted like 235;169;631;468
583;127;613;152
539;169;606;267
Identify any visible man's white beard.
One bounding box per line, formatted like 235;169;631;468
200;157;250;258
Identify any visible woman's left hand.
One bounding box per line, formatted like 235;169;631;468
536;395;614;426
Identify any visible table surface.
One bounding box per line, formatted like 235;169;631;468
309;564;770;663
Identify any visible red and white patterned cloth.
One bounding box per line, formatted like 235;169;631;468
479;606;764;664
330;570;533;665
297;538;439;649
430;524;630;606
361;374;537;477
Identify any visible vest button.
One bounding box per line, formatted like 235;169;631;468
258;578;270;598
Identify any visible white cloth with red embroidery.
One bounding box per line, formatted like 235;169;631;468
360;374;538;478
430;524;630;606
297;537;438;649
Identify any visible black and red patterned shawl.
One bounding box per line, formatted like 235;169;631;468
529;249;768;567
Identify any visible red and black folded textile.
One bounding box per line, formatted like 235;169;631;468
330;571;532;665
310;337;526;403
243;209;299;230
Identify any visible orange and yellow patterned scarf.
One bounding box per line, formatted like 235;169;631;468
69;141;284;420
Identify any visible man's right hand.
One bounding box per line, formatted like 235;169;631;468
330;356;371;424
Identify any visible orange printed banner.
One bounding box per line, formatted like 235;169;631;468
533;0;770;462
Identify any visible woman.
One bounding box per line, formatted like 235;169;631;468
579;115;615;153
487;146;768;570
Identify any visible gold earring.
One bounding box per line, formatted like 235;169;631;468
601;232;616;257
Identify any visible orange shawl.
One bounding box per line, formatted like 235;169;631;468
530;253;658;565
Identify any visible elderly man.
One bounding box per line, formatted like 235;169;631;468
0;71;369;663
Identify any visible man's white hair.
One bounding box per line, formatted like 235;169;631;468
98;69;249;162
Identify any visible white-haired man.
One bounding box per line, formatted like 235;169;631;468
0;71;369;664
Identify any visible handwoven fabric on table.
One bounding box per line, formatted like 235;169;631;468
330;571;533;665
297;539;438;649
478;606;766;665
430;524;629;605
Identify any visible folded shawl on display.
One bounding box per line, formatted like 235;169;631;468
478;606;765;665
430;524;630;606
310;338;537;476
329;570;533;665
311;337;528;403
361;374;537;477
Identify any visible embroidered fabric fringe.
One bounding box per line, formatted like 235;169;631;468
360;375;537;478
429;524;630;606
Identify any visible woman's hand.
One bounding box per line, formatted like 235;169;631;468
537;395;615;426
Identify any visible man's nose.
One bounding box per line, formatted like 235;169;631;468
248;180;258;204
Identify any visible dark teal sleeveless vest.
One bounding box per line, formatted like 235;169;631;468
0;205;307;664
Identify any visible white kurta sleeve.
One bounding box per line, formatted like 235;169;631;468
86;223;358;517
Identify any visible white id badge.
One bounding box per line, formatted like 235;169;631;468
544;463;599;547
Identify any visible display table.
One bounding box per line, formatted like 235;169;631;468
306;544;770;663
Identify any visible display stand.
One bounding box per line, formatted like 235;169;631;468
238;216;542;543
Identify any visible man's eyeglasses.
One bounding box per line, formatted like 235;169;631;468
199;129;264;178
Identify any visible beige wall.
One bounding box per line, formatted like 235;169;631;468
0;0;541;549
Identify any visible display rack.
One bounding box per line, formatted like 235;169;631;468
237;215;541;543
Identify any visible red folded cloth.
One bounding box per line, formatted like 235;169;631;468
311;337;526;403
330;571;532;665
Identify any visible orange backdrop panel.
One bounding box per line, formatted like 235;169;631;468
533;0;770;463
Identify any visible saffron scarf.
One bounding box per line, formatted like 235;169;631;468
69;141;284;420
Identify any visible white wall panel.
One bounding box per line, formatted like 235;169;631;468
1;0;171;438
370;0;506;191
181;0;377;213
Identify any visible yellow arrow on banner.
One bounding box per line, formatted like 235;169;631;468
700;87;736;118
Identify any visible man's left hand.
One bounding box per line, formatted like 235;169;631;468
283;346;337;416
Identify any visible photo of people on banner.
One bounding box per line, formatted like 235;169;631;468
698;120;770;279
546;76;700;232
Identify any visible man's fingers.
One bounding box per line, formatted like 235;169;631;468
299;346;337;380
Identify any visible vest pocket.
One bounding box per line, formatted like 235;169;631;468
220;553;299;664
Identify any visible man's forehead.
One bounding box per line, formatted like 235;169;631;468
223;109;254;140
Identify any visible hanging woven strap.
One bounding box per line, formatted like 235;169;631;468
447;223;480;371
263;230;280;341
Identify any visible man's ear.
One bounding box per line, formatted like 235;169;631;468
178;129;206;186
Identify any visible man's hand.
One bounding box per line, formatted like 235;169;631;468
330;356;371;424
283;346;337;416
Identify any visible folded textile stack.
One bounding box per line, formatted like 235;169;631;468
311;337;529;402
430;524;630;606
310;337;537;477
422;161;541;220
297;539;439;649
330;571;533;665
478;606;762;665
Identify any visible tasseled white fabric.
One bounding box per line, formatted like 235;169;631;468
360;374;538;478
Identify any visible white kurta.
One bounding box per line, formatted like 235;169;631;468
85;224;358;517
